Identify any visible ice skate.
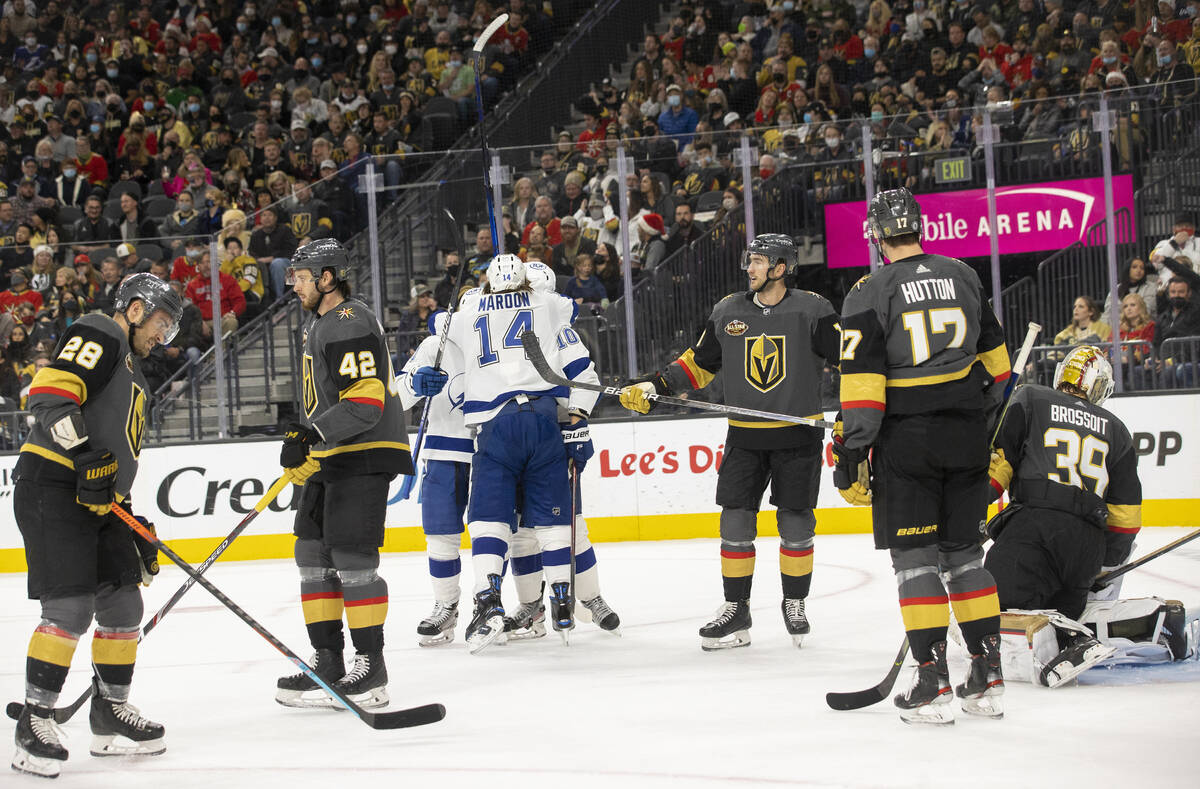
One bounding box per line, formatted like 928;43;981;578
334;651;388;708
89;683;166;756
417;601;458;647
275;648;345;708
895;641;954;725
465;574;506;655
956;634;1005;719
782;598;810;648
548;581;575;645
1040;633;1116;688
700;601;752;651
581;595;621;635
11;703;67;778
504;582;546;641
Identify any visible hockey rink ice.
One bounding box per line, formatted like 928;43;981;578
1;528;1196;788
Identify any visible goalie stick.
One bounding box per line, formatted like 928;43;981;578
1091;527;1200;589
108;503;446;730
825;322;1042;711
520;332;836;429
6;475;291;724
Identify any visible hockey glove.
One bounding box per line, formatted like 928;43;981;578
562;419;594;471
618;372;671;414
1088;565;1124;601
280;423;320;469
831;422;872;506
411;365;449;397
130;516;160;586
988;449;1012;502
283;456;321;487
75;448;118;516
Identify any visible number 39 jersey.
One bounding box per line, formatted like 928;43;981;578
838;253;1011;451
996;384;1141;564
301;298;413;479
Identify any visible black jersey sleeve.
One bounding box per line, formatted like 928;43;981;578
837;275;887;451
812;310;842;364
314;330;389;444
1102;428;1142;566
662;317;722;393
27;320;123;440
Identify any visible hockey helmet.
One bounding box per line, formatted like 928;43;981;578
740;233;798;273
286;238;352;285
867;188;923;246
114;273;183;343
1053;345;1114;405
486;253;526;293
525;260;556;293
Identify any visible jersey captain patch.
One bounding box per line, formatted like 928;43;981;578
302;353;317;417
724;319;748;336
745;334;786;393
125;382;146;459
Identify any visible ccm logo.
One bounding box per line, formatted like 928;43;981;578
86;462;117;480
895;524;937;537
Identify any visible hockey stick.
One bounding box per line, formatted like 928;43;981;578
1091;527;1200;589
520;332;837;429
108;503;446;730
825;323;1042;711
472;13;508;252
569;457;578;617
5;475;291;724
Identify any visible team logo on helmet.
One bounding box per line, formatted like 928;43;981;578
126;382;146;459
745;334;786;393
302;353;317;417
724;319;748;336
291;213;312;238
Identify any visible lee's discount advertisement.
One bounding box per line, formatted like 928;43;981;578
0;393;1196;568
823;176;1136;268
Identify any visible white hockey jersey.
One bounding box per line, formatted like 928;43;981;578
397;332;472;464
447;288;600;425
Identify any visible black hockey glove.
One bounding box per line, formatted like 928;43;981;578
280;423;320;469
75;447;118;516
831;422;872;506
618;372;672;414
130;516;160;586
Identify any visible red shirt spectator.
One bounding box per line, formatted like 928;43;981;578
835;32;864;61
522;218;562;247
493;16;530;54
73;146;109;187
0;273;44;314
171;253;200;285
186;268;246;321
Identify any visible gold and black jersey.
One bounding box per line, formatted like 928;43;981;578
662;289;841;450
838;253;1010;452
994;384;1141;565
301;298;413;479
16;313;148;497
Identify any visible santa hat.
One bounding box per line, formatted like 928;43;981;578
636;213;665;237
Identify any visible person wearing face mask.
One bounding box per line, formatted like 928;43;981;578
811;124;855;202
906;0;940;38
52;158;88;210
1153;38;1197;108
14;32;49;73
1154;275;1200;387
657;84;700;148
159;194;203;255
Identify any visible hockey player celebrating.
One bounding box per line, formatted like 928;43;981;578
11;273;183;778
834;189;1011;724
618;233;841;651
985;346;1153;686
275;239;413;709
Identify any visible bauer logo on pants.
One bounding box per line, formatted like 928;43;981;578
745;334;786;393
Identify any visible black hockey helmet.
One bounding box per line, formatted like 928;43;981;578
741;233;798;273
114;273;183;342
867;188;922;246
286;238;353;285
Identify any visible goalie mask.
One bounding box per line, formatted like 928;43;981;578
1053;345;1114;405
525;260;556;293
486;253;526;292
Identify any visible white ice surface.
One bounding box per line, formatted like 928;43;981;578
2;529;1197;788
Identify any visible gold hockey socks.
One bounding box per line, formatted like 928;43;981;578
301;578;345;652
26;624;80;701
947;568;1002;655
721;545;755;602
344;578;388;654
780;545;814;599
92;627;138;694
898;575;951;663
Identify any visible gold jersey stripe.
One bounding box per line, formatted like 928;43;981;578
19;442;75;470
885;362;975;388
727;414;823;429
29;367;88;404
340;377;386;405
841;372;886;401
676;348;716;389
310;440;411;458
977;343;1011;380
1107;503;1142;531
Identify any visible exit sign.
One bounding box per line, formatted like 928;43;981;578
935;155;971;184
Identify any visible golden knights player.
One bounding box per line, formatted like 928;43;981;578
619;234;841;650
275;239;413;709
985;346;1148;686
11;274;183;778
834;189;1011;724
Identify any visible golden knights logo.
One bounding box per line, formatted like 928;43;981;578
302;353;317;417
126;382;146;459
745;334;786;393
291;212;312;238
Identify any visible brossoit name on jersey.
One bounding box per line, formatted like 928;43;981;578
1049;403;1109;434
899;277;956;304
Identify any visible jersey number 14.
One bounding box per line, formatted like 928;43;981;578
474;309;532;366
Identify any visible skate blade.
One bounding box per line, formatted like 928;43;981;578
467;615;507;655
275;688;339;709
791;633;806;648
418;630;456;647
504;621;547;641
701;630;751;651
12;747;63;778
961;694;1004;719
336;687;388;710
898;701;955;726
557;627;572;646
89;734;166;757
1043;644;1117;688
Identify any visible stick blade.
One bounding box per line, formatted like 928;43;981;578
825;687;888;711
365;702;446;730
474;13;509;52
6;701;21;721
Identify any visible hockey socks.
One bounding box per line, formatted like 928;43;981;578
721;543;755;602
25;623;81;707
300;569;345;652
470;520;510;593
425;532;462;605
780;541;814;600
945;565;1001;655
534;525;572;584
343;574;388;654
896;570;951;663
92;627;138;701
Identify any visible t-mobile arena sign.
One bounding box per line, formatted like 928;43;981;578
822;176;1135;268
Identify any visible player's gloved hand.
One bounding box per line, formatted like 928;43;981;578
283;457;321;487
832;422;872;506
1089;565;1124;601
618;372;671;414
280;423;320;469
411;365;448;397
75;447;118;516
130;516;160;586
562;419;594;470
988;449;1012;501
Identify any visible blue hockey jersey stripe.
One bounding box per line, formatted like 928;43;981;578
462;386;569;414
425;435;474;453
563;357;590;381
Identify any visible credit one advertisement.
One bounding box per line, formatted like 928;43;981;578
822;176;1135;268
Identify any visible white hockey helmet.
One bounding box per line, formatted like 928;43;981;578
486;253;526;292
525;260;556;293
1053;345;1115;405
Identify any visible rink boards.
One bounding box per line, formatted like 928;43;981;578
0;392;1196;571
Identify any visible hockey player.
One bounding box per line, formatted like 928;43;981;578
275;239;413;709
11;274;183;778
397;313;470;647
985;346;1150;686
617;234;841;651
442;253;600;653
834;188;1012;724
